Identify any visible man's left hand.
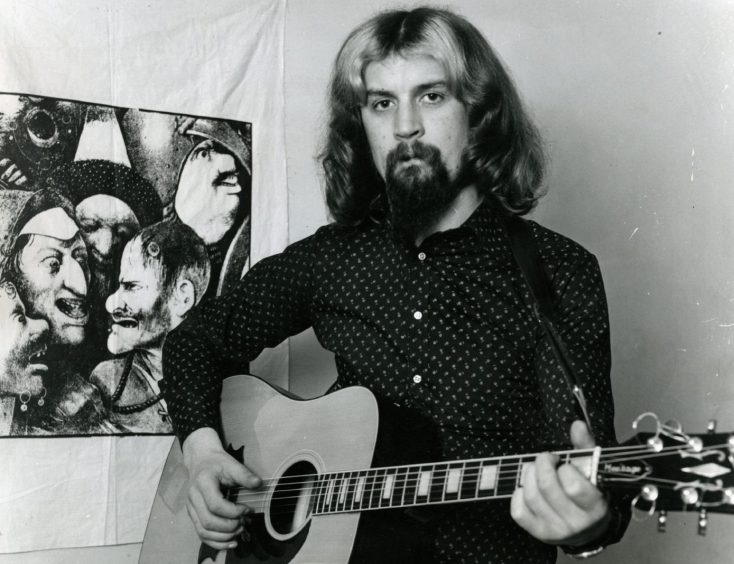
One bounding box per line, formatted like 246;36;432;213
510;420;611;546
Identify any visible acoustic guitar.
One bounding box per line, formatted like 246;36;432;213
139;374;734;563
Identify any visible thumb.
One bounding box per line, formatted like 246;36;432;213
221;458;261;489
570;420;596;449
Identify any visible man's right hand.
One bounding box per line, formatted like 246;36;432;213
182;427;262;550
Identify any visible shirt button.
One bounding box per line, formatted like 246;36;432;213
413;311;423;320
418;252;426;261
412;374;422;384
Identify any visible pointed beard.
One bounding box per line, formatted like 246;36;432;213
385;141;463;241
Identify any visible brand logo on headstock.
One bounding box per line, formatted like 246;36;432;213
603;461;651;480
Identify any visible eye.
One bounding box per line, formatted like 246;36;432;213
421;92;445;105
371;99;394;112
42;256;60;274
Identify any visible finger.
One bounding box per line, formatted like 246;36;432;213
570;420;596;449
0;158;9;168
15;175;27;186
187;504;241;551
188;486;243;535
197;474;249;520
526;454;570;523
557;464;606;512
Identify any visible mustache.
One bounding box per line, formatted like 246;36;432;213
387;141;441;166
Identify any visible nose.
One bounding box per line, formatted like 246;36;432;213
29;316;49;340
105;290;121;314
90;228;114;259
394;101;424;141
62;257;88;296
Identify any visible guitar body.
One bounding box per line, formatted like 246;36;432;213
140;374;380;564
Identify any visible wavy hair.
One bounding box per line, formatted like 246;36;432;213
320;7;546;225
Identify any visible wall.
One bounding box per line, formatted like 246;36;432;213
6;0;734;562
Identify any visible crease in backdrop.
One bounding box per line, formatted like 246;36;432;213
0;0;288;552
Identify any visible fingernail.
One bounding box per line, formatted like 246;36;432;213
227;542;237;549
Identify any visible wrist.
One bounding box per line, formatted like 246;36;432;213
182;426;225;468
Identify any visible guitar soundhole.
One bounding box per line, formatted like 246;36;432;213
269;460;317;537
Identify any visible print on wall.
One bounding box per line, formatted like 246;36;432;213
0;93;252;436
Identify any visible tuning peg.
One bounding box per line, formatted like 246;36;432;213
707;419;717;433
657;510;667;533
698;509;708;536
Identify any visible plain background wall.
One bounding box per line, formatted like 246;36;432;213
6;0;734;562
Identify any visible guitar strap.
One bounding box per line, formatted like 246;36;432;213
501;213;596;439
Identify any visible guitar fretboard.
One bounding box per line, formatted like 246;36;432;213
311;449;599;515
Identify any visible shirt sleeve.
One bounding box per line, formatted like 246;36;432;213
532;249;631;551
161;234;318;443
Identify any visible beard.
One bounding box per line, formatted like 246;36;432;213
384;141;465;241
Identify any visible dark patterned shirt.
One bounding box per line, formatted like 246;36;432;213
163;199;620;563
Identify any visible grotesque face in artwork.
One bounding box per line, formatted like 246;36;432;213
105;239;172;355
174;139;243;246
0;281;49;396
75;193;140;295
14;208;90;347
359;54;472;237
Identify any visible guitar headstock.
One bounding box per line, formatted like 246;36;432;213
599;413;734;534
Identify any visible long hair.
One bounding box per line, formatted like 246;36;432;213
320;7;546;226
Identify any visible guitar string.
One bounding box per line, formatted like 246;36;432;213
226;441;727;494
227;446;733;513
227;443;648;490
229;472;723;518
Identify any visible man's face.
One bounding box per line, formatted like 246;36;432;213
17;233;90;347
0;281;49;396
360;54;471;183
360;54;472;237
75;194;140;293
174;139;242;245
105;239;172;355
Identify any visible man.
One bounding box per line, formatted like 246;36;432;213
91;221;209;433
167;119;251;298
2;190;91;355
163;7;628;562
0;189;112;433
0;278;50;435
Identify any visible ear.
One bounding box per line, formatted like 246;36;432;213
170;278;195;319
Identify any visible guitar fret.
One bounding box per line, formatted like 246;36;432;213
316;475;329;514
431;464;447;503
338;472;348;505
344;472;356;510
460;461;481;500
496;458;516;497
417;467;431;500
382;472;395;503
477;462;498;498
394;467;408;507
443;463;463;502
368;469;385;509
403;466;419;506
353;473;366;509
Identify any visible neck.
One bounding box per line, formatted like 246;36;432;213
414;185;483;246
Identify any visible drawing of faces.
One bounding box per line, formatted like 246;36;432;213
75;193;141;294
14;209;90;347
0;281;50;396
105;238;172;355
174;139;243;245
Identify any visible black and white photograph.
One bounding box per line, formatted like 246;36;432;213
1;0;734;563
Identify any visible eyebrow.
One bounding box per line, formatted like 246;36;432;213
365;81;450;98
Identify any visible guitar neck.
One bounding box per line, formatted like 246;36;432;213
311;448;601;515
